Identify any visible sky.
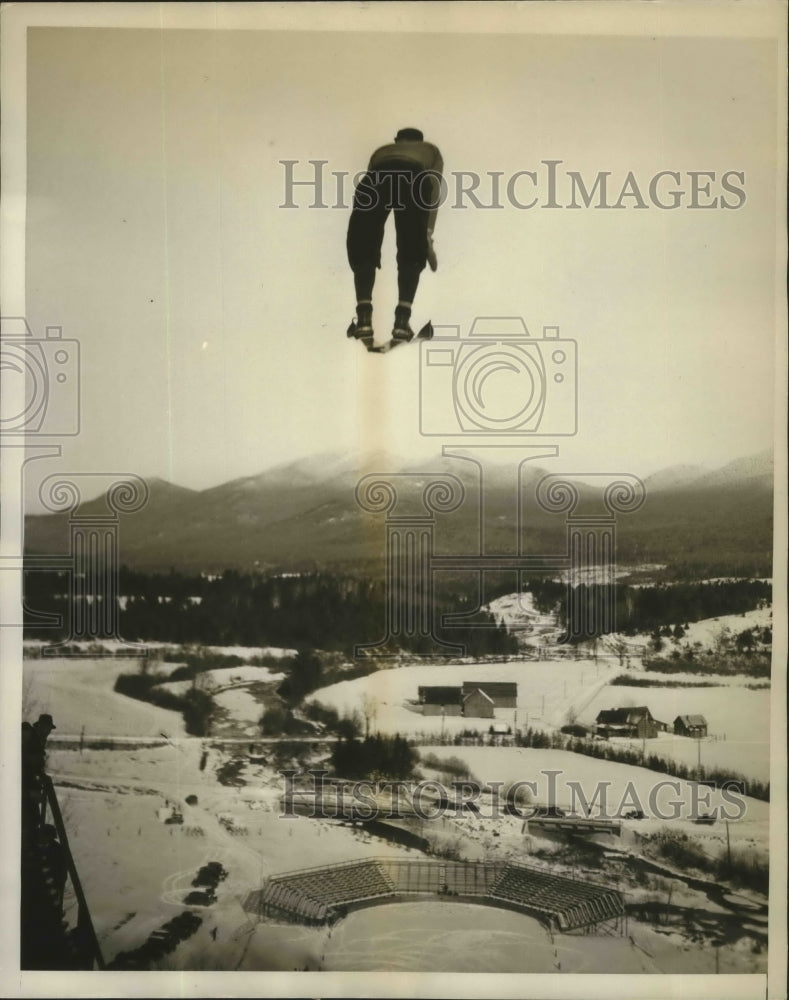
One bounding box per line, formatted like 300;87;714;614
18;18;783;506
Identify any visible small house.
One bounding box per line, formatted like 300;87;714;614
595;706;664;740
674;714;708;738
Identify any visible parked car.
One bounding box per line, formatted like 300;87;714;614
623;809;645;820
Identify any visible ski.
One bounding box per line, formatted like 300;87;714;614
372;321;434;354
347;320;433;354
346;319;375;352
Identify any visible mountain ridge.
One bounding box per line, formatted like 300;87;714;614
23;449;774;575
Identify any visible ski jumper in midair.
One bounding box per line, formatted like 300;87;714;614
347;128;443;350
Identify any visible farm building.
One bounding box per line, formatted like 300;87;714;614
595;706;665;740
417;686;463;717
461;682;518;708
674;714;708;738
462;688;495;719
417;682;518;719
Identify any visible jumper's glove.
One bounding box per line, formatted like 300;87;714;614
426;231;438;272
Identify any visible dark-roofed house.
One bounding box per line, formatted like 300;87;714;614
595;706;664;740
461;682;517;708
674;715;708;738
418;686;463;717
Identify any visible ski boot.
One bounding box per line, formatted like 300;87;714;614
347;305;375;352
391;306;416;345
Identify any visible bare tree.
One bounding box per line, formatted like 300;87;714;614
360;693;378;738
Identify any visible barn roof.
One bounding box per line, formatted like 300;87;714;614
461;682;518;698
463;688;494;705
418;685;462;704
675;714;707;727
596;706;653;725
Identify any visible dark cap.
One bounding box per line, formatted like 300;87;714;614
37;713;56;730
395;127;423;142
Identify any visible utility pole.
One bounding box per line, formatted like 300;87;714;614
725;820;731;871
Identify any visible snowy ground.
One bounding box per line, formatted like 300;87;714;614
42;733;769;976
487;593;772;658
416;746;768;856
46;743;419;968
23;658;284;740
44;736;768;975
20;622;775;975
307;657;620;737
154;664;284;699
23;658;186;737
204;646;297;660
213;687;266;736
577;683;771;783
317;901;763;975
628;607;772;652
24;641;297;661
487;591;562;642
187;665;286;686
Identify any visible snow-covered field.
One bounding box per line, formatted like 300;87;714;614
153;665;284;698
20;600;776;976
23;641;296;661
204;645;296;660
418;746;768;855
307;658;620;737
319;900;761;974
45;742;419;968
22;657;285;739
488;591;561;637
213;687;265;734
45;738;769;974
44;736;769;974
578;683;771;782
23;658;186;737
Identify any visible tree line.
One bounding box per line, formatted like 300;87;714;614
23;568;769;649
113;666;216;736
23;567;519;656
527;577;770;638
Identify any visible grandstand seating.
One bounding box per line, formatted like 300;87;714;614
248;857;624;933
489;863;624;930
